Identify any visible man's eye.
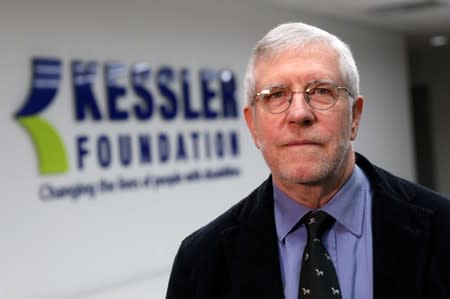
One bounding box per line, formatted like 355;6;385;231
313;87;332;95
268;90;288;100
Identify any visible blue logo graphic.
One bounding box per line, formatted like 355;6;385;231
15;58;69;175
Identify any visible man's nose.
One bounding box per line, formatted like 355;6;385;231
286;92;316;126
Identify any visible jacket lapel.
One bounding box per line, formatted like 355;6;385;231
358;154;434;299
372;190;433;299
221;178;284;298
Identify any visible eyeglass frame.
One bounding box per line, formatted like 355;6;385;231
253;80;353;114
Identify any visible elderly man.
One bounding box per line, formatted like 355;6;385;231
166;22;450;299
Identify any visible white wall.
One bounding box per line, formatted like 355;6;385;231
0;0;414;298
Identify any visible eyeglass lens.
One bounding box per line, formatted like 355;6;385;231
258;82;341;113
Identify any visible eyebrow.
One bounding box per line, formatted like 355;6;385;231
257;83;289;92
258;79;344;91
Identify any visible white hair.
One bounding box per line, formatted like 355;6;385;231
244;22;360;105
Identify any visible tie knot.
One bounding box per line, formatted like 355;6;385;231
302;211;335;239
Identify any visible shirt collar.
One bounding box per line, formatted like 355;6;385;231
273;165;368;242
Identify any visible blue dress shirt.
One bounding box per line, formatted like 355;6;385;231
273;166;373;299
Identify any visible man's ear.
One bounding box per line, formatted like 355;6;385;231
351;96;364;141
243;105;260;148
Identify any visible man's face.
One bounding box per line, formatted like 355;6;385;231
244;43;363;189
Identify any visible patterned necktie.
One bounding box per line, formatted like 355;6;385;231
299;211;342;298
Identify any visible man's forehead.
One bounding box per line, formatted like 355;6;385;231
253;44;342;88
255;42;338;65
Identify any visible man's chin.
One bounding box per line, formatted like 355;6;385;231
281;167;330;186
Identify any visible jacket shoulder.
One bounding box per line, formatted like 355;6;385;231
356;153;450;215
180;177;271;253
166;178;272;299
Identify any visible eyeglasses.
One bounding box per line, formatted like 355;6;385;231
254;80;352;114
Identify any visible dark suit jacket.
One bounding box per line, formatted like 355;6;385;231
166;154;450;298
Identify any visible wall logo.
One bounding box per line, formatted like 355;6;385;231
15;57;242;200
15;58;68;174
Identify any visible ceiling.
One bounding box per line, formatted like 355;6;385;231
266;0;450;48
